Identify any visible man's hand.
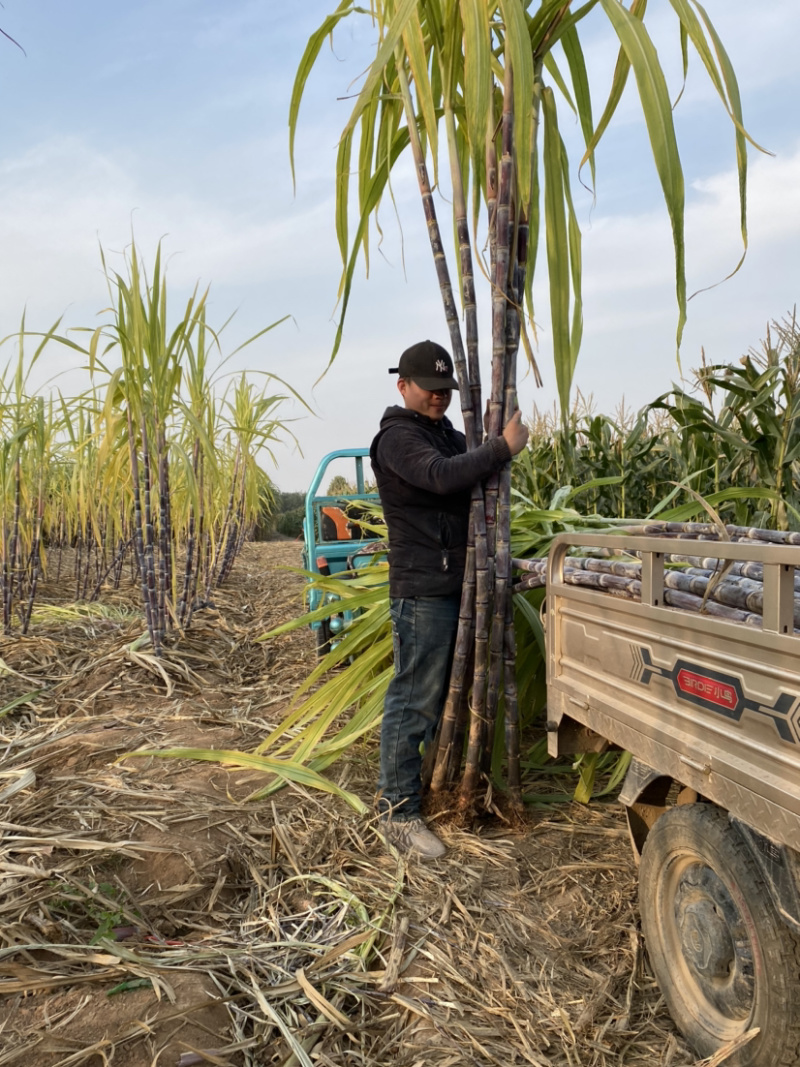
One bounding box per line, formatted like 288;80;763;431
502;409;529;455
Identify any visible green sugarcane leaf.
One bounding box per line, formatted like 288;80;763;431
579;0;646;176
601;0;686;352
289;0;356;189
403;8;439;186
328;124;412;365
336;126;354;267
121;747;368;815
513;593;545;659
1;689;45;717
573;751;599;804
594;750;632;796
498;0;535;209
357;87;381;272
565;476;624;501
674;18;689;107
560;129;583;377
459;0;491;181
541;86;572;410
344;0;421;137
543;53;575;114
107;978;153;997
528;0;576;51
560;21;595;190
687;0;770;285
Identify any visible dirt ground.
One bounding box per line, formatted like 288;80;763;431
0;542;696;1067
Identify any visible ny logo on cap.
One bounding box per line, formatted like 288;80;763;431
435;359;448;373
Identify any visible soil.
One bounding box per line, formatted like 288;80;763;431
0;542;694;1067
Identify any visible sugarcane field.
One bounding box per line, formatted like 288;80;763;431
3;3;800;1067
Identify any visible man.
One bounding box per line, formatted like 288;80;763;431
370;339;529;859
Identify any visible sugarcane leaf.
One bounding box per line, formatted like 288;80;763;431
289;0;355;189
683;0;770;290
498;0;535;208
459;0;491;175
541;86;572;410
559;21;595;190
344;0;421;137
560;128;583;375
121;747;367;814
328;125;412;365
543;52;574;114
579;0;646;178
573;752;599;804
513;593;545;659
1;689;45;717
403;7;439;186
600;0;686;352
591;750;632;797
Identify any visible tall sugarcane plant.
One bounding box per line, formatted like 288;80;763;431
292;0;758;813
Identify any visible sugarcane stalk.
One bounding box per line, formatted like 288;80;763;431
208;445;240;598
178;438;200;628
444;104;482;444
624;521;800;545
425;100;488;794
126;404;157;652
139;412;162;654
187;448;206;629
396;46;506;798
89;537;134;601
430;520;477;793
80;534;94;600
5;455;22;630
219;457;248;585
56;511;65;582
459;66;517;810
458;496;494;805
393;50;475;447
483;63;515;565
156;418;171;633
503;595;521;809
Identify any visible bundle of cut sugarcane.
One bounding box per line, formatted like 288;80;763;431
512;523;800;632
396;52;533;814
621;522;800;546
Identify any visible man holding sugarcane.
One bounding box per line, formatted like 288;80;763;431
370;340;529;859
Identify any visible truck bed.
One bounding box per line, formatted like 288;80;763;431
546;532;800;852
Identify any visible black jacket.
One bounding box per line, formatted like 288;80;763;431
370;405;511;597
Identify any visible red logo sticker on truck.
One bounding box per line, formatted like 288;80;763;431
675;669;738;711
631;645;800;744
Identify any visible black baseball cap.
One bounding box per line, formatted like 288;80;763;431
389;340;459;390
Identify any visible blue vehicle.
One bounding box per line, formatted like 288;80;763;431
301;449;383;654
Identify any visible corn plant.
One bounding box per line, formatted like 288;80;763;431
657;311;800;531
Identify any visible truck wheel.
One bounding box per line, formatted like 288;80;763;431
639;803;800;1066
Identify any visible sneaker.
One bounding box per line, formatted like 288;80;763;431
380;816;447;860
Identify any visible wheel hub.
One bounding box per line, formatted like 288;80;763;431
673;863;754;1021
678;891;735;979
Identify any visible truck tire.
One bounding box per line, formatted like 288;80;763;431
639;803;800;1066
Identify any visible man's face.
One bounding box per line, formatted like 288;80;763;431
398;378;453;421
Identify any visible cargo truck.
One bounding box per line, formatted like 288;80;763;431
546;530;800;1066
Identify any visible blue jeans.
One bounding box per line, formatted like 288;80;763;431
378;593;461;820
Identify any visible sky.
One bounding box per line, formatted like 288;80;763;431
0;1;798;491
